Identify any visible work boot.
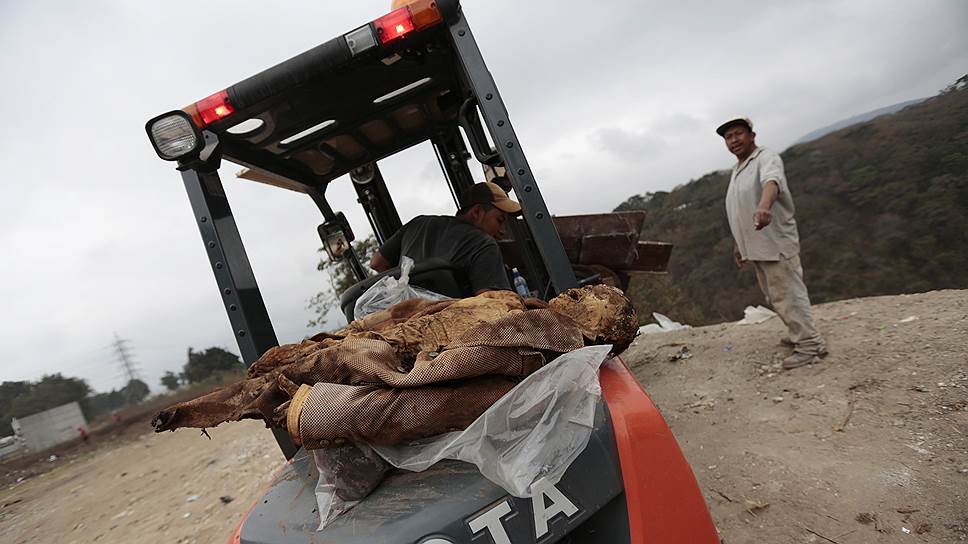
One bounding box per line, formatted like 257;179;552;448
782;351;821;370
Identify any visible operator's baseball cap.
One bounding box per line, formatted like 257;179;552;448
459;182;522;214
716;117;754;137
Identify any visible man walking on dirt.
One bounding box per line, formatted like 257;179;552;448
717;117;827;369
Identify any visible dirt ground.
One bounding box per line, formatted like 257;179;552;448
1;289;965;543
0;421;279;544
626;289;968;543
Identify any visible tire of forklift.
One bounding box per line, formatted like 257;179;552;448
600;356;719;543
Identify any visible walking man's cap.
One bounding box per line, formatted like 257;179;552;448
716;117;753;136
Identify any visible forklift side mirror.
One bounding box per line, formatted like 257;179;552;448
318;212;355;260
458;98;502;167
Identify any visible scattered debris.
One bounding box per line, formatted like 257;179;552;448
686;398;716;411
182;512;192;519
744;499;770;515
47;455;58;462
898;316;919;323
901;526;911;534
915;522;931;534
723;343;733;353
771;396;784;403
669;346;692;362
712;489;734;503
896;508;919;514
186;495;200;503
855;512;877;524
639;312;691;334
219;495;234;504
799;523;842;544
907;444;932;455
737;305;776;325
833;398;855;432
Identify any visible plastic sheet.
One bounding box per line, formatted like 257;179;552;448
737;305;777;325
637;312;691;334
353;256;451;320
312;443;390;531
370;344;613;498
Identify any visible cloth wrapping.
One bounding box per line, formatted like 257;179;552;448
311;345;613;531
294;308;585;446
372;344;614;498
152;285;637;450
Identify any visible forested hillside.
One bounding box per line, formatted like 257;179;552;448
618;76;968;325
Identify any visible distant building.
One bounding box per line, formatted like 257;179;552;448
0;436;21;460
11;402;88;452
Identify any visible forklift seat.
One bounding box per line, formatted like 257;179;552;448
339;258;467;322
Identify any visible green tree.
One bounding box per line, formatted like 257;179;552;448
307;235;377;328
8;374;91;419
160;371;181;391
85;390;126;418
121;379;150;404
0;381;31;436
181;347;244;384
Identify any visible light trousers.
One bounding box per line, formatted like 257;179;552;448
751;254;825;354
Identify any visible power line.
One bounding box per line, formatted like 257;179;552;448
112;332;143;384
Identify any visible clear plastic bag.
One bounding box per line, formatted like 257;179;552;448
312;442;391;531
370;345;613;498
353;256;451;321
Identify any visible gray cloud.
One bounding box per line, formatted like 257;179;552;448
1;0;966;393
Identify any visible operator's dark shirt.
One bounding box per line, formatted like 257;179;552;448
378;215;511;294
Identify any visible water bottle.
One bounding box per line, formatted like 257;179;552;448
512;268;530;297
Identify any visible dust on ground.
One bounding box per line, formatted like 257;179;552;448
0;420;279;544
626;289;967;543
1;290;965;544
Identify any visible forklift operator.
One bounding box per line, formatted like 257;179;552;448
369;181;521;295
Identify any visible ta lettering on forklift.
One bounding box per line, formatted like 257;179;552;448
145;1;718;542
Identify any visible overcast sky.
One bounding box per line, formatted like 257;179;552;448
1;0;965;393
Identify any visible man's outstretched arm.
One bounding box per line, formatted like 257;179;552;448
753;180;779;230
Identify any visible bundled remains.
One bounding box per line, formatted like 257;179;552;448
152;285;637;449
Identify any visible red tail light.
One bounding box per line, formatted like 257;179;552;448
192;89;235;127
374;7;415;45
373;0;442;46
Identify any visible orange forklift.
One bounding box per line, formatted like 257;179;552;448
145;1;718;542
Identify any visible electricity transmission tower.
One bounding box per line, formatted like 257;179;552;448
112;333;143;384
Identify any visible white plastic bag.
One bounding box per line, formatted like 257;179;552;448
370;345;613;498
737;305;777;325
353;256;451;320
637;312;691;334
312;443;391;531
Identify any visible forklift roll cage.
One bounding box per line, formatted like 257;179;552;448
149;0;579;458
